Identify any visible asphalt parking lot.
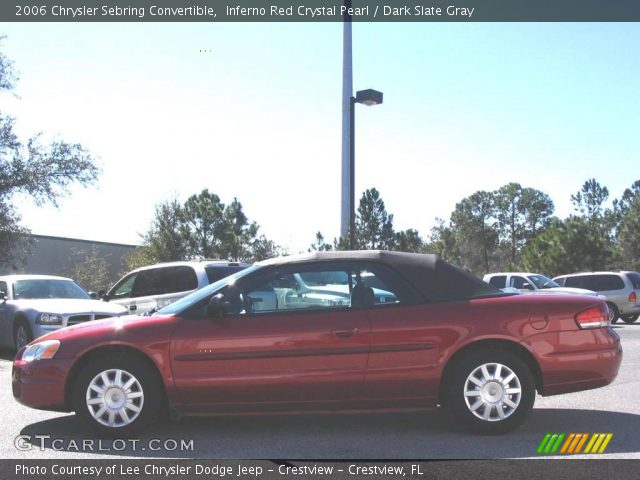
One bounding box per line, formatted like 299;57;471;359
1;323;639;460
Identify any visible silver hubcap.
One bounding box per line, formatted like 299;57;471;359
15;326;28;350
86;369;144;428
464;362;522;422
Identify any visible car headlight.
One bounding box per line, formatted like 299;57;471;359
22;340;61;362
36;313;63;325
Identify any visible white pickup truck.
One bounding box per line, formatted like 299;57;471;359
483;272;598;296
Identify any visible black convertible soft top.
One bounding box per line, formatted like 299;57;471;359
258;250;499;302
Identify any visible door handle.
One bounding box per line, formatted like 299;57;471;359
129;305;137;312
332;328;358;339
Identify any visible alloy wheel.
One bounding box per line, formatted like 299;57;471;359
15;325;29;351
463;362;522;422
85;369;144;428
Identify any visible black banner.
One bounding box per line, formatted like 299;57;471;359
2;459;640;480
4;0;640;22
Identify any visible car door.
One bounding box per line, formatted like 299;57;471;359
169;264;371;409
356;264;445;404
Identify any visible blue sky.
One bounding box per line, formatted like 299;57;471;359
1;22;639;252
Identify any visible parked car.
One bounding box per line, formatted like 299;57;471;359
13;252;621;435
483;272;598;296
553;271;640;324
0;275;128;351
104;260;250;314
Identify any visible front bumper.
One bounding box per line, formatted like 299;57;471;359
12;355;73;412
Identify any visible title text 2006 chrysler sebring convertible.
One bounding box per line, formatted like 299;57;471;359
13;252;622;434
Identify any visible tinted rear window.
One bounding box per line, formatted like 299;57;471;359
565;274;625;291
488;276;507;288
205;265;247;284
627;272;640;289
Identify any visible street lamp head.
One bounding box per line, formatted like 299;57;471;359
355;89;383;106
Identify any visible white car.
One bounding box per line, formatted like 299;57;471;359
0;275;128;351
483;272;598;296
104;260;251;314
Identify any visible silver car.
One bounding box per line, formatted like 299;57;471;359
553;271;640;324
0;275;128;350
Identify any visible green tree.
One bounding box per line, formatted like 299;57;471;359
133;191;279;265
494;183;554;267
182;189;226;259
395;228;423;253
309;231;333;252
450;191;499;275
66;246;111;293
522;217;611;276
355;188;396;250
426;218;458;262
219;198;259;261
0;41;100;267
140;199;190;262
618;195;640;270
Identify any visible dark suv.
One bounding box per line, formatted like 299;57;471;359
553;271;640;323
105;260;250;314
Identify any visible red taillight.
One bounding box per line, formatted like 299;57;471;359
630;291;637;303
575;303;609;329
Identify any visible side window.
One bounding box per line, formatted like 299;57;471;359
241;270;350;314
205;265;246;284
592;274;625;291
235;262;417;315
109;273;138;299
488;276;506;289
170;266;199;293
510;276;529;289
564;276;586;289
627;272;640;289
131;267;198;297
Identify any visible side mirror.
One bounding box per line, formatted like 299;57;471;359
207;293;227;320
99;290;109;300
0;290;6;302
88;291;99;300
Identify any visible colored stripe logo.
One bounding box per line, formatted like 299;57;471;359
537;433;613;455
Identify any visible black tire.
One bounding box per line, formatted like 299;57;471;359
606;303;620;324
72;355;164;435
622;314;638;324
445;349;535;435
13;319;33;352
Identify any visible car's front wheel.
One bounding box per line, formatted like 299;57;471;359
446;350;535;434
13;320;32;351
73;356;163;435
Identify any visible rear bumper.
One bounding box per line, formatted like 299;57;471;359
12;357;72;412
524;327;622;396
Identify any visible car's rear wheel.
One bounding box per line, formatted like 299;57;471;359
446;350;535;434
73;355;163;435
622;314;638;324
13;320;32;351
606;302;619;324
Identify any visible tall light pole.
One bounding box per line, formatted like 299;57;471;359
349;89;383;249
341;2;383;249
340;1;353;243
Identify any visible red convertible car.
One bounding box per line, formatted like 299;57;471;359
12;251;622;435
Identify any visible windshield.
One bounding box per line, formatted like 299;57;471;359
156;264;261;315
528;275;560;289
13;279;90;300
